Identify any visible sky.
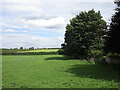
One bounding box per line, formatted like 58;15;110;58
0;0;116;49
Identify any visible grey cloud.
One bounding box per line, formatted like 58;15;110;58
45;24;65;29
23;14;58;20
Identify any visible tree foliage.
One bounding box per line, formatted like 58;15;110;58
63;9;106;58
20;47;23;50
104;0;120;54
29;47;34;50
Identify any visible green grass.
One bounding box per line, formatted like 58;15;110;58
2;55;119;88
0;55;2;89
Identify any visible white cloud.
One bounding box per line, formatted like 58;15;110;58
1;33;64;48
1;0;113;3
0;0;114;7
2;6;43;16
10;6;42;13
1;0;36;2
0;0;42;6
4;29;16;32
18;16;66;29
2;29;29;33
0;23;21;29
49;0;114;2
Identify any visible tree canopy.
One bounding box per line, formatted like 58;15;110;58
63;9;106;58
104;1;120;54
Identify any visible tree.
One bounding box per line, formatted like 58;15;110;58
13;48;18;50
61;43;66;49
104;0;120;54
29;47;34;50
63;9;106;58
20;47;23;50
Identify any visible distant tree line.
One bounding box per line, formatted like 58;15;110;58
1;47;60;50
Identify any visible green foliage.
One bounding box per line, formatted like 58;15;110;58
58;49;64;55
90;50;104;58
107;53;120;58
61;43;66;49
90;50;107;64
2;55;119;88
20;47;23;50
64;9;106;58
104;1;120;54
1;49;18;55
29;47;34;50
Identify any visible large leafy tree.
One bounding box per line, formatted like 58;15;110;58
63;9;106;58
104;0;120;54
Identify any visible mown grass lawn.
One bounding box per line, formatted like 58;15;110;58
2;55;119;88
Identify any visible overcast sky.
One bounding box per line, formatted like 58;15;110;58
0;0;115;48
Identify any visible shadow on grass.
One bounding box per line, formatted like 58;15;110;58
46;56;119;82
45;55;73;60
66;64;119;82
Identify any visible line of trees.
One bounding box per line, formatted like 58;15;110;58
2;47;60;50
61;1;120;64
19;47;34;50
2;47;35;50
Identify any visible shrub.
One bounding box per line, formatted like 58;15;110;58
90;50;107;64
58;49;64;55
107;53;120;58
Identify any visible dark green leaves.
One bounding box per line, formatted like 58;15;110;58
63;9;106;58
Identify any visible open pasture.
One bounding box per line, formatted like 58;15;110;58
2;55;119;88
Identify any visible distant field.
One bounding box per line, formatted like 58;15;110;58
2;55;119;88
1;49;59;55
18;49;59;53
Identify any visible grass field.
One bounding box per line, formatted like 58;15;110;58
1;49;59;55
18;49;59;53
2;55;119;88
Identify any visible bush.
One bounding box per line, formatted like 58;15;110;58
90;50;104;58
90;50;107;64
105;53;120;65
58;49;64;55
107;53;120;58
